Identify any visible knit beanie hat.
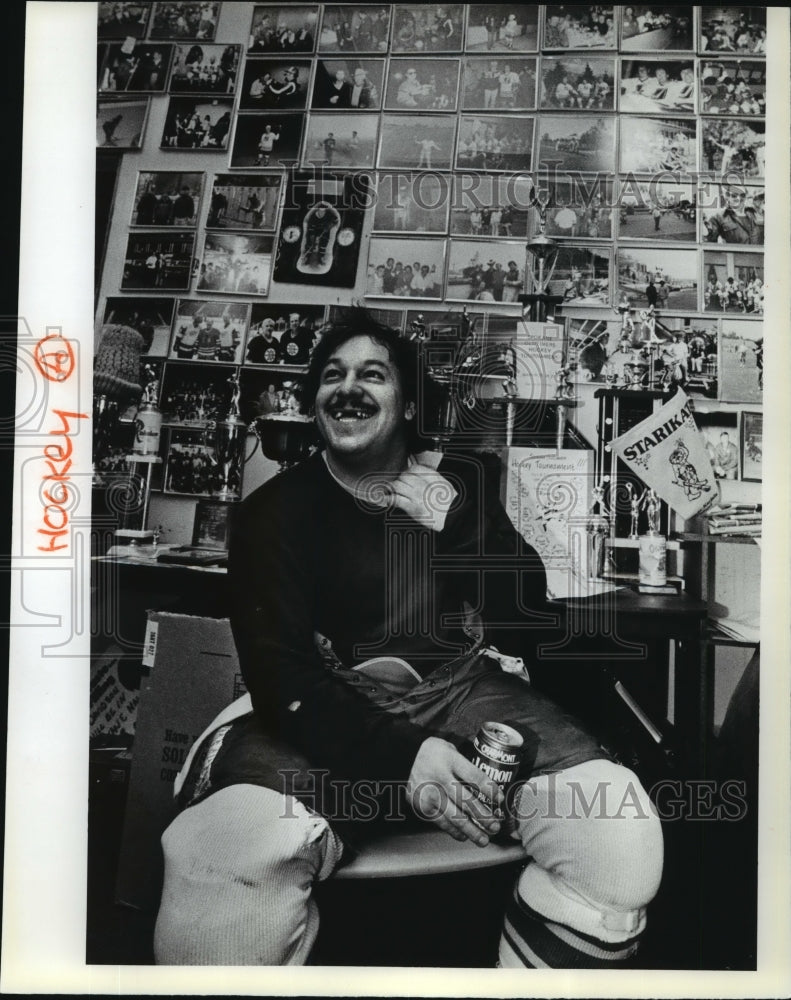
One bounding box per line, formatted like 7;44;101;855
94;323;144;400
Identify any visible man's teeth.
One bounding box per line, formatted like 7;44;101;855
332;408;374;420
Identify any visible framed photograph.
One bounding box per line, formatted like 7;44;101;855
543;245;611;306
311;58;384;110
617;178;696;242
535;115;615;172
150;2;220;41
169;299;250;364
621;6;694;51
99;42;173;93
455;114;533;171
100;298;176;358
373;173;451;234
230;114;305;168
130;171;203;227
238;59;312;111
98;2;151;39
703;250;764;314
700;183;764;246
192;500;234;550
465;6;539;52
319;5;392;53
700;59;766;115
391;5;465;53
97;97;149;149
619;59;696;114
159;362;237;425
701;118;765;180
245;305;326;366
699;6;767;56
328;304;405;331
542;6;616;49
365;237;446;300
159;96;233;149
720;318;763;403
539;177;615;239
461;56;537;110
379;114;457;171
196;233;274;296
163;427;220;497
120;232;195;291
538;55;614;110
405;308;485;341
238;369;308;424
207;174;283;231
450;174;534;239
446;239;526;303
248;5;319;54
617;246;699;311
740;411;763;482
618;116;696;173
302;113;379;167
385;59;461;112
273;171;370;288
168;43;242;94
695;412;740;481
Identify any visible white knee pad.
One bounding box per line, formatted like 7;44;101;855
513;759;664;941
154;784;344;965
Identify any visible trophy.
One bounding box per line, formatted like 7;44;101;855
587;479;611;580
207;374;248;500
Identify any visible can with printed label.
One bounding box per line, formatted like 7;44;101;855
468;721;524;790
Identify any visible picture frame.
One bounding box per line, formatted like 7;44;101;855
97;2;152;39
311;58;384;110
695;411;740;482
302;112;379;168
719;318;763;404
542;6;616;50
538;56;614;110
120;232;196;291
159;362;237;426
328;304;405;331
273;171;370;288
238;58;312;111
618;116;696;173
159;96;234;150
149;2;221;41
703;249;764;314
207;173;283;232
698;6;767;56
385;59;461;112
621;6;695;52
130;171;204;227
230;114;305;169
248;5;319;54
461;56;537;111
450;174;534;239
365;237;446;300
446;239;527;303
195;233;274;297
318;5;392;53
97;97;149;149
245;304;326;367
192;499;235;550
169;299;250;364
539;177;615;239
740;411;763;482
162;427;219;497
390;4;465;53
619;59;696;114
238;369;309;424
464;6;539;53
455;114;533;172
543;245;611;306
700;182;764;247
701;118;765;180
168;43;242;94
699;59;766;115
378;114;457;171
373;173;451;234
100;297;176;358
617;245;699;311
535;115;615;173
616;178;696;242
99;42;174;93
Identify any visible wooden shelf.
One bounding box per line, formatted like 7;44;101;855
673;533;760;545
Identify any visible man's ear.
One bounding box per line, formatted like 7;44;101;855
405;401;416;421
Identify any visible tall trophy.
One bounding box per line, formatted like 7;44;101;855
208;373;247;500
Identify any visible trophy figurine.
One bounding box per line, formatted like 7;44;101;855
208;373;248;501
626;483;641;539
587;479;611;579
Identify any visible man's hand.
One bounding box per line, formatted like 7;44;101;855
406;736;504;846
388;463;457;531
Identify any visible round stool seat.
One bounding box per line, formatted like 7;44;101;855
334;828;527;880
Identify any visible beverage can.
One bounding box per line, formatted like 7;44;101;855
133;402;162;456
639;533;667;586
468;721;524;790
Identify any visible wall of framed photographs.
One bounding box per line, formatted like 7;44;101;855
95;2;767;531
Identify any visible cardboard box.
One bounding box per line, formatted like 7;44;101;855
115;612;247;910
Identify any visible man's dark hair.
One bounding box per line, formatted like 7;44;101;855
300;307;426;448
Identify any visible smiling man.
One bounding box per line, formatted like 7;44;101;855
155;310;662;968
